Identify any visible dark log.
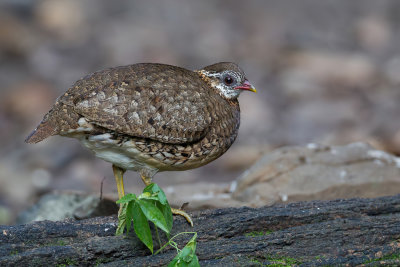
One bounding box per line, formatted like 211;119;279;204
1;194;400;266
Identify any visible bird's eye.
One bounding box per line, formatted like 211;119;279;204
223;75;235;86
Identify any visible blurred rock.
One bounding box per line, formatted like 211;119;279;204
0;160;37;223
0;12;36;58
355;16;391;52
164;183;244;211
17;192;118;224
391;130;400;155
217;144;269;171
34;0;86;43
384;56;400;85
232;143;400;206
0;205;11;225
1;80;56;125
281;51;377;95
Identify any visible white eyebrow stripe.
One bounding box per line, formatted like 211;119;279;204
197;70;220;78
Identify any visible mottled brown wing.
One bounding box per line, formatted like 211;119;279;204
59;63;216;144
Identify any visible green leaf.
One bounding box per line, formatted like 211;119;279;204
132;201;153;253
180;246;195;262
115;216;125;236
188;255;200;267
138;194;160;202
143;183;168;205
125;202;134;233
115;203;128;235
116;193;137;204
141;191;152;198
141;183;173;233
167;250;200;267
143;183;156;193
153;184;168;205
180;234;197;263
137;199;170;234
168;258;180;267
156;201;173;233
167;233;199;267
168;257;182;267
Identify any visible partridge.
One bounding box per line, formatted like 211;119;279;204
26;62;256;225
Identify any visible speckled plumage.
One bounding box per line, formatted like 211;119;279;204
26;62;254;178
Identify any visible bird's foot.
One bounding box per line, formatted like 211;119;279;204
171;207;193;227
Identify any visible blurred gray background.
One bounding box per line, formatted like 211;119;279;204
1;0;400;224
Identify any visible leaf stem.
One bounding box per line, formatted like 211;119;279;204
154;224;162;249
154;232;197;255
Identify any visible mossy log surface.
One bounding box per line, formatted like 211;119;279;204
1;194;400;266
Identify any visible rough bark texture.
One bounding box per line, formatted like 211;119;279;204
1;195;400;266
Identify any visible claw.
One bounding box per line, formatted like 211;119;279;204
171;207;193;227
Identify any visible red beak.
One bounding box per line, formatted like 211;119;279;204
234;80;257;93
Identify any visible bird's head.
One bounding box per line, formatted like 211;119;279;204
196;62;256;100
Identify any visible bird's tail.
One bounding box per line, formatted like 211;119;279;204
25;103;79;144
25;107;60;144
25;119;58;144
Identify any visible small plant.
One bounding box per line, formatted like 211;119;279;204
116;183;200;266
248;257;263;265
265;255;302;266
116;183;173;252
244;230;273;237
56;258;78;267
156;232;199;267
363;252;400;264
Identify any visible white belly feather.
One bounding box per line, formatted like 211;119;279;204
80;134;140;170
